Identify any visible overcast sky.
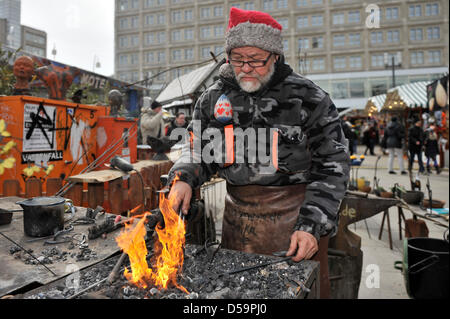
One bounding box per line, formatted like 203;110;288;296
21;0;115;77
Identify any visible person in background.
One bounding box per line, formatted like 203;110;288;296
363;121;379;156
384;116;407;175
341;116;357;155
166;112;188;137
140;100;166;144
424;119;441;174
407;118;425;173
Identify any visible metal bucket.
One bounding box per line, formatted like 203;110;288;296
17;196;66;237
395;238;449;299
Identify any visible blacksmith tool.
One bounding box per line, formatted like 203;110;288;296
107;252;128;284
0;231;57;276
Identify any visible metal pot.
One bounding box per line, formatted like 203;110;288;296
395;237;449;299
17;196;66;237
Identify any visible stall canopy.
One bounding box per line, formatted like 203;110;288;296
365;94;386;115
381;81;431;112
157;56;225;106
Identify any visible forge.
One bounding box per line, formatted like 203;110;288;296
22;242;319;299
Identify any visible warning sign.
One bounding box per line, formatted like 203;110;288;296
23;103;56;152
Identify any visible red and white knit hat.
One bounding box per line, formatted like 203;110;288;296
225;7;283;55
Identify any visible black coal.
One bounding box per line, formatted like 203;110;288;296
24;242;312;299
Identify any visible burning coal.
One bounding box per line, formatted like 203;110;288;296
115;191;188;293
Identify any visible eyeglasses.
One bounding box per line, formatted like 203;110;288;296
229;53;273;68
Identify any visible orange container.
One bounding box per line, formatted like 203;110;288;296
0;96;109;195
96;116;138;169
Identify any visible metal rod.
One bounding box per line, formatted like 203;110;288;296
0;231;58;276
226;256;294;275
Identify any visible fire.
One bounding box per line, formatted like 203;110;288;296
115;183;188;293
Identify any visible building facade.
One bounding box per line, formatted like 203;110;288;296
0;0;21;49
21;25;46;57
114;0;449;108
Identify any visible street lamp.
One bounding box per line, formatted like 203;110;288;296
384;52;402;89
93;55;101;73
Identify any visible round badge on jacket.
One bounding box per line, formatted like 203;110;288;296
214;94;233;123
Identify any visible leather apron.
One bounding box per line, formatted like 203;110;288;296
221;183;330;298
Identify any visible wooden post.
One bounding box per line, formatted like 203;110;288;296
108;178;123;215
65;183;83;206
3;180;21;197
129;173;144;215
87;183;105;209
25;178;42;198
46;178;62;196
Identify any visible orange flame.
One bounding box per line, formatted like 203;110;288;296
115;177;188;293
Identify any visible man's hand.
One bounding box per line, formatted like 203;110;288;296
168;180;192;215
286;230;318;262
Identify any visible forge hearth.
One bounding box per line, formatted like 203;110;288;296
22;244;319;299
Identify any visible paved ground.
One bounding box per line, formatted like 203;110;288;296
351;145;448;299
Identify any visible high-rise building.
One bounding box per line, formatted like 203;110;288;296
115;0;449;109
0;0;21;48
0;0;47;57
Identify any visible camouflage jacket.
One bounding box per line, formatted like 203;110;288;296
168;60;350;241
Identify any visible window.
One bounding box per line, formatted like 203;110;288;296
425;3;439;16
409;5;422;17
214;25;224;38
145;14;154;25
427;27;440;40
172;30;181;42
371;54;384;67
333;34;345;47
157;13;165;25
371;79;387;96
119;36;129;48
145;52;154;64
333;56;346;69
349;33;360;46
410;28;423;41
131;0;139;9
214;6;223;17
157;31;165;44
349;56;362;68
119;0;128;11
119;18;128;30
277;0;288;9
311;0;323;5
145;0;154;8
297;0;308;7
145;33;155;45
157;0;165;5
332;81;348;99
312;36;323;49
386;7;399;20
119;54;128;66
172;49;182;62
214;45;223;55
350;80;365;97
131;35;139;47
185;29;194;40
263;0;274;10
201;47;210;59
387;30;399;43
131;16;139;28
312;58;325;71
244;2;255;10
283;39;289;52
172;11;182;23
298;38;309;50
333;13;345;25
201;26;211;39
348;11;360;23
411;52;424;65
428;50;441;64
278;18;288;30
184;9;193;21
201;7;211;19
370;31;383;44
130;53;139;65
311;15;323;26
297;16;308;28
158;51;165;62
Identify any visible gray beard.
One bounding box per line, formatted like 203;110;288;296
234;62;275;93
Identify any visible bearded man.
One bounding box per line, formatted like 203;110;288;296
167;8;350;298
